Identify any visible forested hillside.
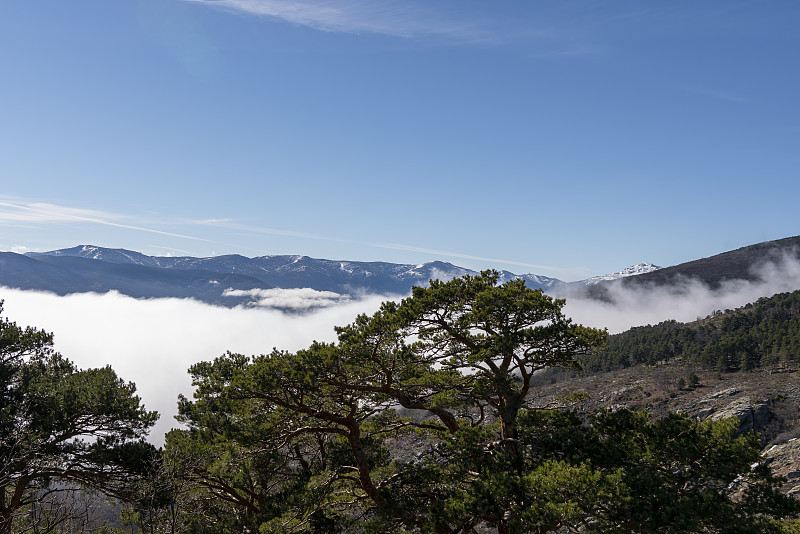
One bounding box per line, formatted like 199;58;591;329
583;289;800;373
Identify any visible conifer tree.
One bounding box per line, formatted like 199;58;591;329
0;302;158;533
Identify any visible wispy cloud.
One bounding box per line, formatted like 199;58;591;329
1;198;571;274
0;200;206;242
0;200;118;224
372;242;571;274
196;218;562;273
535;45;606;59
193;218;343;242
182;0;481;39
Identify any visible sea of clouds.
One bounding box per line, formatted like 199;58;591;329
3;254;800;445
0;288;390;445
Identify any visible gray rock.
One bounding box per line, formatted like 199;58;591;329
697;407;715;419
710;396;771;433
704;387;740;401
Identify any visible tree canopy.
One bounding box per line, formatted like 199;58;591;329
582;289;800;373
0;302;158;533
161;272;799;533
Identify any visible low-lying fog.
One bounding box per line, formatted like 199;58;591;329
1;288;390;445
3;255;800;445
564;254;800;334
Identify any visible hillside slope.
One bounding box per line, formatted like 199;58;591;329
531;364;800;496
620;235;800;289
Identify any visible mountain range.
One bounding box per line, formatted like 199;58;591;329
0;236;798;309
0;245;653;308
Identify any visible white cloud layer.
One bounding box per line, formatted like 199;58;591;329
564;253;800;334
223;287;351;309
0;289;389;445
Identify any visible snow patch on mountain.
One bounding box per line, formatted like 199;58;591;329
581;263;662;285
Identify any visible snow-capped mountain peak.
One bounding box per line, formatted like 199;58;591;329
581;263;662;285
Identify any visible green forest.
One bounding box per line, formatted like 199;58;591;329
3;272;800;533
582;290;800;374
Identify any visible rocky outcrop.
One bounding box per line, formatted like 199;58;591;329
708;395;772;434
674;386;772;434
762;439;800;495
529;366;800;496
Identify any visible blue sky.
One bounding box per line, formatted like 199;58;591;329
1;1;799;280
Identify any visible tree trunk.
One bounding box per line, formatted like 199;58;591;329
346;422;384;508
0;479;28;534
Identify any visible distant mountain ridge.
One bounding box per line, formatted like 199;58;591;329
28;244;563;294
0;244;656;309
4;237;797;310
